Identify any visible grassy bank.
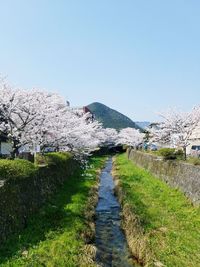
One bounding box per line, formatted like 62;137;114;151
0;152;79;244
0;156;106;267
113;153;200;267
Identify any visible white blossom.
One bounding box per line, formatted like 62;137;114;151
117;127;144;147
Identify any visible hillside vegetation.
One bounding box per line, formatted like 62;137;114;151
87;102;141;130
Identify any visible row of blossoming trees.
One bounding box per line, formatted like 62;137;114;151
2;78;199;160
0;79;144;158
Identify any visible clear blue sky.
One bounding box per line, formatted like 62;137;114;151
0;0;200;121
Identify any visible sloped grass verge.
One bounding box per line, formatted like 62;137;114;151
0;156;106;267
113;153;200;267
0;152;77;244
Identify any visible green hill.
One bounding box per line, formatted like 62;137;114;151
87;102;140;130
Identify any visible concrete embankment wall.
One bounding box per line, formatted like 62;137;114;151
0;153;79;243
127;148;200;205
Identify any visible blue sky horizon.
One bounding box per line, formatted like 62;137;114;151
0;0;200;121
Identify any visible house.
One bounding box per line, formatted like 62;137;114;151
70;106;95;122
187;122;200;154
0;133;12;156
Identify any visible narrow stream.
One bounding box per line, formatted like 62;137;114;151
95;157;134;267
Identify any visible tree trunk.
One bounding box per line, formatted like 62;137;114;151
11;140;19;159
183;146;187;160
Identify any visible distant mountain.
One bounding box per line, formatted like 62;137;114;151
135;121;151;130
87;102;141;130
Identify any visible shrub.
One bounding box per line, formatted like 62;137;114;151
157;148;185;160
44;152;71;166
35;153;47;165
0;159;38;181
157;148;176;160
174;149;184;160
0;152;72;182
35;152;72;166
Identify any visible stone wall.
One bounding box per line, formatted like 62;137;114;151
127;148;200;205
0;155;79;243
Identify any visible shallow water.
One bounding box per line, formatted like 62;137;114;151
95;157;134;267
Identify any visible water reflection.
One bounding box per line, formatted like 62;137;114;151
95;158;134;267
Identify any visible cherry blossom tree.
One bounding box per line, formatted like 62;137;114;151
117;127;144;147
19;95;103;155
59;115;103;154
0;79;104;157
95;128;118;148
149;107;200;159
0;82;44;157
0;78;150;159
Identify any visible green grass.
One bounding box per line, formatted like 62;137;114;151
0;152;73;182
0;159;38;181
114;153;200;267
0;156;106;267
186;156;200;165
